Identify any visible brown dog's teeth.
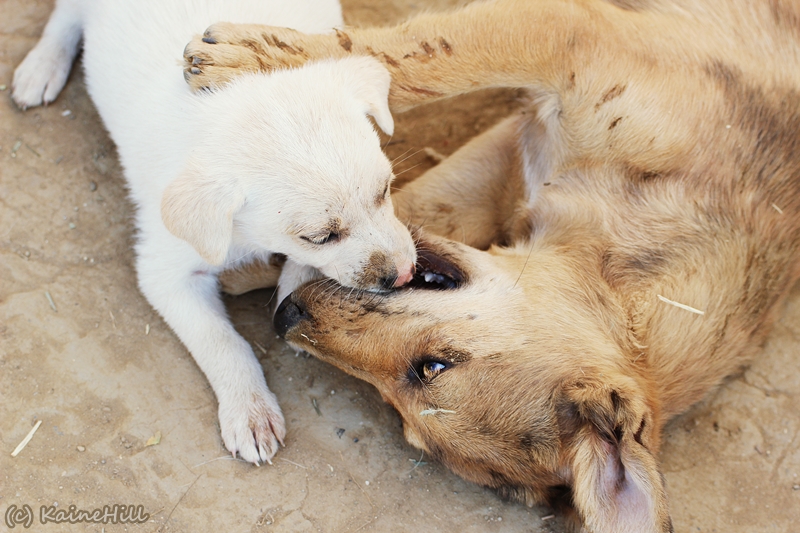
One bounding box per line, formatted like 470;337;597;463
412;269;457;290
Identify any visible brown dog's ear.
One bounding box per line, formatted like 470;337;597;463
559;378;673;533
161;162;245;266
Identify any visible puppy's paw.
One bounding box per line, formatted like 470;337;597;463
275;261;323;314
183;23;334;91
12;43;74;110
218;386;286;465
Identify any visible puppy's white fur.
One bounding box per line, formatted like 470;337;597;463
13;0;416;464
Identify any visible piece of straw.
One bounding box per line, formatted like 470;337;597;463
11;420;42;457
45;291;57;312
657;294;705;315
419;408;456;416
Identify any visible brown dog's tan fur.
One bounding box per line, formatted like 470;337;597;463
218;253;286;295
189;1;800;531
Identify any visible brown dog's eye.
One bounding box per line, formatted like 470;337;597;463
423;361;447;379
408;359;452;383
408;358;452;385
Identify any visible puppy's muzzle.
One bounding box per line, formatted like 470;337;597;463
379;262;415;291
274;295;310;338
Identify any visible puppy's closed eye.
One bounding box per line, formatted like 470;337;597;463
302;232;341;245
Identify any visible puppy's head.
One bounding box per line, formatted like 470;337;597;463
275;234;672;533
162;56;415;290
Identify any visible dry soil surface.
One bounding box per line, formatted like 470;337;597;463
2;0;800;532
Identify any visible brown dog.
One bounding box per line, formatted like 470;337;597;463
185;1;800;531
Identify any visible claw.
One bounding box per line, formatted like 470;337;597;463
202;36;218;45
190;67;202;75
258;444;265;462
192;55;203;66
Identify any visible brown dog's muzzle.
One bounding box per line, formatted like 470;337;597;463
273;240;469;340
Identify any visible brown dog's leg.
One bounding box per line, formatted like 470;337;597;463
185;0;658;111
393;114;532;249
219;254;285;295
185;1;718;174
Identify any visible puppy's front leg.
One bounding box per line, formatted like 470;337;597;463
12;0;84;109
136;235;284;464
274;261;323;315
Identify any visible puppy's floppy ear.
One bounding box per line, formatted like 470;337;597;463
558;377;673;533
343;56;394;135
161;161;244;266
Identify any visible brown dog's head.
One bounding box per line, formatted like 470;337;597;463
275;234;672;533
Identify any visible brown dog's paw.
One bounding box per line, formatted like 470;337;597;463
219;256;284;296
183;23;322;91
183;37;259;90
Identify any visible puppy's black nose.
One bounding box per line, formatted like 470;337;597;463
273;295;309;338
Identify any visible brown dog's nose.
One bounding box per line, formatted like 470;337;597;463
274;295;309;338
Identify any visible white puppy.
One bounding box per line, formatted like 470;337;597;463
13;0;416;464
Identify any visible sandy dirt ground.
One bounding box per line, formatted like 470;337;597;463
2;0;800;531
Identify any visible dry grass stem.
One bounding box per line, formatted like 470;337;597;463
45;291;57;312
191;456;235;468
657;294;705;315
420;408;457;416
300;333;317;345
11;420;42;457
279;458;307;469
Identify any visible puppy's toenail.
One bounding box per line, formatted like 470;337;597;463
202;36;218;44
190;67;202;75
192;56;202;66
